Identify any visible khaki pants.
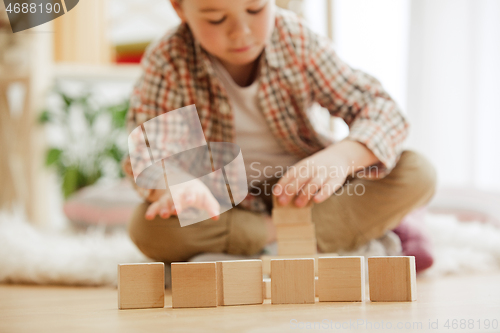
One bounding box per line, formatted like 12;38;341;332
127;150;437;263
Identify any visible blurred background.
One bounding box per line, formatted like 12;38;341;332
1;0;499;231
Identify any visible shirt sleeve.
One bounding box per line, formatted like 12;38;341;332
302;27;409;179
126;42;180;134
123;43;180;194
123;41;220;199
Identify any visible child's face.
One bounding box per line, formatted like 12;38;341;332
172;0;275;67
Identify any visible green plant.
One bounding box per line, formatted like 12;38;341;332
38;85;129;199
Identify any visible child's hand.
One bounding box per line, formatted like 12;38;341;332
273;145;349;208
272;140;379;208
121;156;134;178
145;179;221;221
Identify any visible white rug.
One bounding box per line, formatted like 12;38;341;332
0;209;499;286
422;213;500;277
0;209;148;286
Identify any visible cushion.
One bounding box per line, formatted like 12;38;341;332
63;179;143;229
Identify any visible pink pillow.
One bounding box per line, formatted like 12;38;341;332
63;180;143;228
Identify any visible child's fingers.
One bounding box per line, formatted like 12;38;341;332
158;194;176;219
145;194;176;220
273;177;297;205
274;162;317;206
272;176;294;198
145;201;161;220
294;176;326;207
170;184;200;215
178;189;220;221
313;178;344;203
200;192;220;220
276;176;310;207
273;162;303;196
121;156;134;177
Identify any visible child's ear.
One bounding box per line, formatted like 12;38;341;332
170;0;187;23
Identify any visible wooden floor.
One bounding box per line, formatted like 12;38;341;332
1;273;500;333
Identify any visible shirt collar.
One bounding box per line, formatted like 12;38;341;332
263;23;281;69
194;40;217;79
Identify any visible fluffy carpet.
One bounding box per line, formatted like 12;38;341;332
0;208;499;286
0;209;148;286
422;213;500;277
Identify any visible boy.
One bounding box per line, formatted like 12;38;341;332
123;0;436;271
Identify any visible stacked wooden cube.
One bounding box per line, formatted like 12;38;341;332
272;195;317;256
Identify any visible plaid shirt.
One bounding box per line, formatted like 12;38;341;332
125;8;409;213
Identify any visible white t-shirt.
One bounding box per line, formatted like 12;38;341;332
210;55;301;187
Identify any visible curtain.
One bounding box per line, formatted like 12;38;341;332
406;0;500;192
325;0;500;192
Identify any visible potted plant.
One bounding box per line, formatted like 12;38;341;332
38;85;129;199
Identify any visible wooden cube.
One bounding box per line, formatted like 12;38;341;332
171;262;217;308
271;259;315;304
368;256;417;302
118;262;164;310
272;194;313;209
318;256;365;302
272;208;312;225
278;239;317;256
264;276;316;299
276;224;316;241
261;253;339;276
262;255;316;276
216;260;263;306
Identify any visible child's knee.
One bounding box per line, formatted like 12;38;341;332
394;150;437;204
127;203;149;247
127;203;191;262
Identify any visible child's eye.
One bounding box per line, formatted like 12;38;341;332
208;16;227;25
247;4;266;15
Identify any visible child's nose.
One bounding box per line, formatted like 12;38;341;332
228;18;252;40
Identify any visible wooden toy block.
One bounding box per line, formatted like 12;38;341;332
272;194;313;225
276;224;316;241
118;262;164;310
263;277;314;300
272;194;313;209
262;254;314;276
278;239;317;256
263;278;271;299
216;260;263;306
318;256;365;302
368;256;417;302
171;262;217;308
272;207;312;225
261;253;338;276
271;259;315;304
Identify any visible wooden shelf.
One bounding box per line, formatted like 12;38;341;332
53;63;142;81
0;68;31;85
